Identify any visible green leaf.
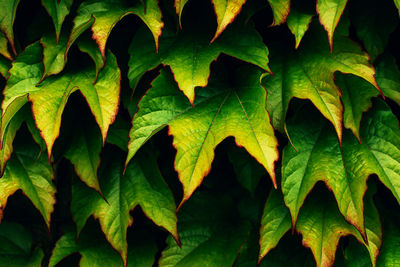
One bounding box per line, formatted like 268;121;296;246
296;190;380;267
0;222;44;266
286;4;313;48
77;35;105;82
64;119;102;193
267;0;290;25
0;31;12;60
106;116;130;151
317;0;348;49
394;0;400;15
128;23;270;103
0;140;55;227
0;0;21;54
40;32;69;82
336;74;379;140
159;191;250;267
0;105;27;175
351;0;398;62
228;146;265;194
263;24;379;140
210;0;247;42
376;54;400;106
258;189;291;262
175;0;189;26
127;67;278;206
282;101;395;241
71;149;178;265
49;226;123;267
0;54;10;78
42;0;73;41
377;221;400;266
72;0;163;57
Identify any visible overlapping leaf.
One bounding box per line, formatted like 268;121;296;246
263;24;379;140
71;0;163;57
296;190;381;267
282;99;399;242
0;222;44;266
0;0;20;54
0;140;55;227
71;149;178;265
1;43;121;157
127;67;278;206
376;54;400;106
128;23;270;103
42;0;73;41
286;1;313;48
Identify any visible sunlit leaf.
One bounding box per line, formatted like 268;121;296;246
42;0;73;41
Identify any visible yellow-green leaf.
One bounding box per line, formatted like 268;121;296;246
0;0;21;54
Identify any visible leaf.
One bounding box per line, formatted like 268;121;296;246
0;222;44;266
282;100;396;241
127;67;278;206
77;35;105;82
0;0;21;54
227;145;265;194
159;191;250;267
336;74;379;140
128;22;270;103
64;118;102;193
1;42;43;147
0;54;10;78
286;4;313;48
267;0;290;25
175;0;189;26
262;24;379;140
0;31;12;60
49;226;123;267
0;105;27;175
42;0;73;41
71;0;163;57
376;54;400;106
0;139;55;227
210;0;247;42
296;190;380;267
351;0;398;62
71;149;178;265
106;116;130;151
377;221;400;266
258;189;291;262
40;32;69;81
317;0;348;49
4;49;120;157
395;0;400;15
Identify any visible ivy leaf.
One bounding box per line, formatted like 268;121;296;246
159;191;250;267
377;220;400;266
0;55;11;78
258;189;291;262
0;139;55;227
1;46;120;157
0;105;27;175
64;119;102;193
0;32;12;60
282;100;397;241
127;67;278;206
267;0;290;25
286;3;313;48
395;0;400;15
42;0;73;42
376;54;400;106
40;32;69;81
77;35;105;82
227;146;265;194
128;23;270;103
0;222;44;266
210;0;247;42
0;42;42;148
336;74;379;141
0;0;21;54
317;0;348;49
71;0;163;57
175;0;189;26
71;149;178;265
296;190;380;267
351;0;398;62
263;24;379;140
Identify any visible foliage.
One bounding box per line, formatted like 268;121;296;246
0;0;399;266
